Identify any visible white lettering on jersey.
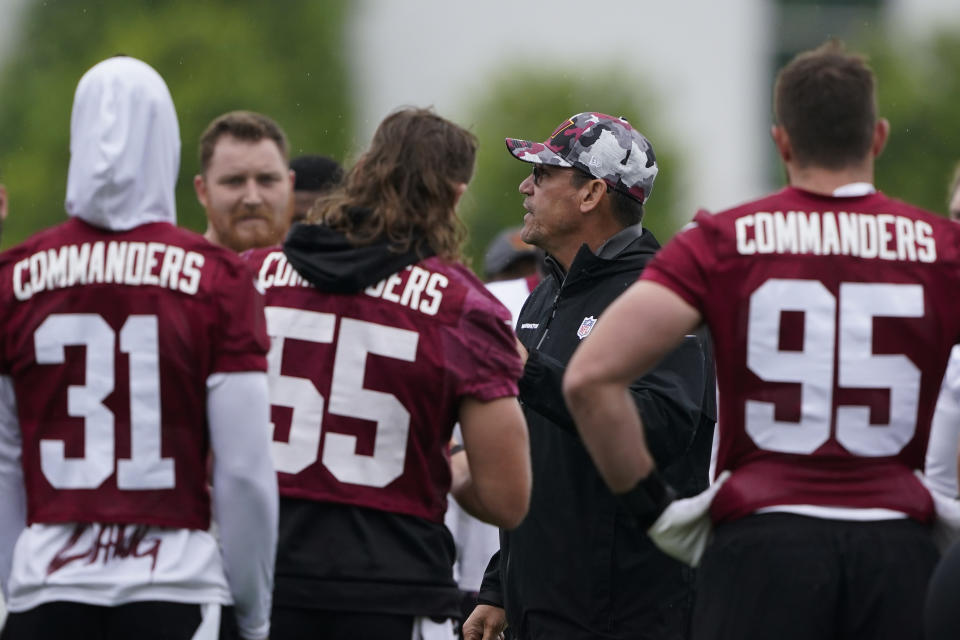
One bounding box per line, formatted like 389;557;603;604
6;522;232;612
746;278;923;456
362;266;447;316
735;211;937;263
380;272;405;303
254;251;448;316
256;251;312;291
12;241;206;301
420;273;447;316
265;308;418;487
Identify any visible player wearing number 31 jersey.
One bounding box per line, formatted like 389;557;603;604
244;108;531;640
0;57;278;640
565;41;960;640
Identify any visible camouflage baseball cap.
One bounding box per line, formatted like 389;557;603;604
505;112;658;204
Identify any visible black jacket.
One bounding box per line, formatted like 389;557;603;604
479;230;716;640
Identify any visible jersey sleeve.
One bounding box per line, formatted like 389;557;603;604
211;257;270;374
443;287;522;402
207;371;277;640
641;212;715;313
0;375;26;600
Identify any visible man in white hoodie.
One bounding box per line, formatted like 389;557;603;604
0;56;278;640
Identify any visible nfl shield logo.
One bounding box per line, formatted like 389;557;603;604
576;316;597;340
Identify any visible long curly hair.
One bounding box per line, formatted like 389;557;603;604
309;107;476;261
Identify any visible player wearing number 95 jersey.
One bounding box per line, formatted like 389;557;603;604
0;57;278;640
243;107;531;640
564;41;960;640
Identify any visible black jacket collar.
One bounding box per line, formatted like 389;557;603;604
544;227;661;289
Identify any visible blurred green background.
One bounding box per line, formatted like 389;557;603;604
0;0;355;248
1;0;960;269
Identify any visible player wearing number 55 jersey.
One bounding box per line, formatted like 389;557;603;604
565;41;960;640
0;57;278;640
243;108;532;640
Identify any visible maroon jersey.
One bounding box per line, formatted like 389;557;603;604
643;187;960;523
246;248;521;523
0;218;268;529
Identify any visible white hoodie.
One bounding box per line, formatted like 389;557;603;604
65;55;179;230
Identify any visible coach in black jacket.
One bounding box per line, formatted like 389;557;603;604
463;113;716;640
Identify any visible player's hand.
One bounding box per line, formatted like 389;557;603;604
647;471;731;566
462;604;506;640
515;338;528;365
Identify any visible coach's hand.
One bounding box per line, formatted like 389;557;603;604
647;471;731;567
515;338;528;365
463;604;506;640
617;469;678;530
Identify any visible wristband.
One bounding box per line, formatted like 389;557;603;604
450;443;465;456
617;469;677;529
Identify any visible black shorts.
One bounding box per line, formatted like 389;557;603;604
692;513;938;640
271;607;415;640
924;538;960;639
0;601;238;640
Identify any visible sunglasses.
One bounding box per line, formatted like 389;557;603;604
531;164;548;186
532;164;611;193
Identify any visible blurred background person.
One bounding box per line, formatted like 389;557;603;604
923;160;960;640
925;161;960;497
289;154;343;224
483;226;541;283
244;107;532;640
925;180;960;639
194;111;295;252
482;226;543;332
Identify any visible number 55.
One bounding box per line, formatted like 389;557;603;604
265;307;418;488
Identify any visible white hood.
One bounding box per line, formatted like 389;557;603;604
66;56;180;230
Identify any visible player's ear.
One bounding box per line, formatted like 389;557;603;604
871;118;890;158
771;125;792;164
452;182;468;208
193;174;208;208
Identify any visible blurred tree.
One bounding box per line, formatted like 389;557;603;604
459;69;683;268
864;31;960;216
0;0;353;248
